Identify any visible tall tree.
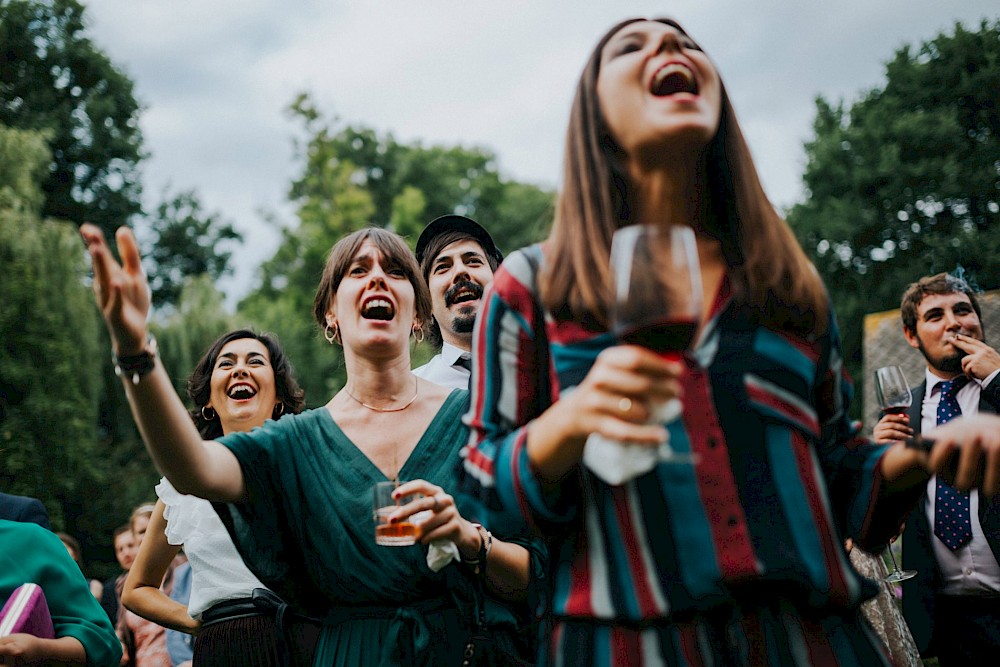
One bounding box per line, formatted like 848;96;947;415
0;0;144;236
142;189;243;308
287;94;553;254
788;19;1000;385
0;123;106;534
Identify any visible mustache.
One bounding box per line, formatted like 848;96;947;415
445;280;484;307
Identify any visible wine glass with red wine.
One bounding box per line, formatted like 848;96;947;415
874;365;912;417
873;365;917;583
609;224;702;464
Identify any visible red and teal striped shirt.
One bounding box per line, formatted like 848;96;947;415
461;244;922;665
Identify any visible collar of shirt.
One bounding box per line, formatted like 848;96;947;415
439;342;470;367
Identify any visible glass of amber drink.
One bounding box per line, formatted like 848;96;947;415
373;481;423;546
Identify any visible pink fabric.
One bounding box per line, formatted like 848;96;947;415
123;609;172;667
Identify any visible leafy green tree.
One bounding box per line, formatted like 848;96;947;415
142;189;243;309
0;0;144;236
287;94;553;253
0;123;105;533
0;123;161;577
788;19;1000;385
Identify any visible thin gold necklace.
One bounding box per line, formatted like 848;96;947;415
344;375;419;413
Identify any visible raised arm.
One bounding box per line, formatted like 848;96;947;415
80;224;243;501
121;502;200;636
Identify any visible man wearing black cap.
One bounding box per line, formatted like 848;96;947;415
413;214;502;390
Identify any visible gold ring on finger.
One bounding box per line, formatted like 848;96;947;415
618;397;633;413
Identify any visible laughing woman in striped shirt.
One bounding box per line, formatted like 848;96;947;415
461;17;937;666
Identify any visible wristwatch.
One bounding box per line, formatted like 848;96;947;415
113;334;158;385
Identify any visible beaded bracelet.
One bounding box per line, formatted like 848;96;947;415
462;523;493;575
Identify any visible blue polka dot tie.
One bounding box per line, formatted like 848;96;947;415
933;376;972;551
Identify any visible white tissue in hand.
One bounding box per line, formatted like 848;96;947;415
426;540;460;572
582;399;682;486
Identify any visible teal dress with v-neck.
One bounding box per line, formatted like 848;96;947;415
215;390;524;666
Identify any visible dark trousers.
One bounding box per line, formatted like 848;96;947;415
933;594;1000;666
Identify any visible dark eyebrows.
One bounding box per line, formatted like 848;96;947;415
217;350;266;362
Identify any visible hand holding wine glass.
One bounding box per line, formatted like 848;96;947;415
873;366;918;583
580;224;701;479
872;365;915;445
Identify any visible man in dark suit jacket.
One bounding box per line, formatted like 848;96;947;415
0;490;51;529
874;272;1000;666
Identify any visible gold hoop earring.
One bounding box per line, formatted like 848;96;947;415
324;323;340;345
412;327;424;343
273;402;284;418
201;406;217;421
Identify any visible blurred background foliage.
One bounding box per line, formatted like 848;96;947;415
1;0;998;581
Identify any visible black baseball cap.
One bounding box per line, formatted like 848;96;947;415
415;215;503;265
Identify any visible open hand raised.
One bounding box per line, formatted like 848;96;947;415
80;224;150;356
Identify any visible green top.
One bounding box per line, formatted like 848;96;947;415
217;390;529;666
0;520;122;667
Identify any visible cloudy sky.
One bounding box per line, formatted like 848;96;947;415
83;0;997;301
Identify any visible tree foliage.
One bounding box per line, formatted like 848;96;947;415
142;189;243;308
788;19;1000;383
238;94;554;403
0;0;144;236
0;124;106;535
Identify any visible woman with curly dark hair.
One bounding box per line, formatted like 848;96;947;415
122;329;305;666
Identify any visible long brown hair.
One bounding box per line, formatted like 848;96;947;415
541;17;827;335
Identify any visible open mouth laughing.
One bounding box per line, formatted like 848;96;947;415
445;281;484;308
362;297;396;321
650;62;698;97
227;382;257;401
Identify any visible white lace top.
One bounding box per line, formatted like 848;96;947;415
156;477;268;619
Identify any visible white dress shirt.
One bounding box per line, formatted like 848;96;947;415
412;342;472;390
920;368;1000;596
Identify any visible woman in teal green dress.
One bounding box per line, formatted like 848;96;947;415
80;224;536;666
0;519;122;666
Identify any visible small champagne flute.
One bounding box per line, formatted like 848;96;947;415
883;540;915;584
609;224;702;464
874;365;917;583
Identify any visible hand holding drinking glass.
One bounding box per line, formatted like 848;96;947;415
872;365;915;444
873;366;917;582
607;224;702;465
